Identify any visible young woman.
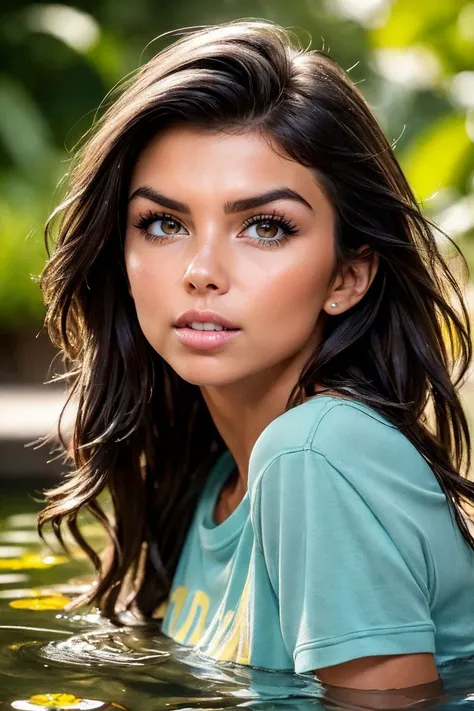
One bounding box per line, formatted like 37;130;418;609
37;18;474;698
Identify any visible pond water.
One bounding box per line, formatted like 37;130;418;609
2;479;474;711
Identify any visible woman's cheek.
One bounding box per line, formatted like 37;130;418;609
126;250;160;305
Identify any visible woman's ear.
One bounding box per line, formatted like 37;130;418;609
323;246;379;315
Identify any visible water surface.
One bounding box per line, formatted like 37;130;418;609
1;479;473;710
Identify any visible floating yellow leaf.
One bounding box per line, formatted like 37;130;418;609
12;692;129;709
9;594;72;610
28;694;83;707
0;553;68;570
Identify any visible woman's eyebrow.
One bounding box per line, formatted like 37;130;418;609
128;186;314;214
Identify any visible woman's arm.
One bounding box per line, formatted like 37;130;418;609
315;652;439;689
253;446;438;675
316;654;446;710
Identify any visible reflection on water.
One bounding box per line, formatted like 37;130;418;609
0;486;473;710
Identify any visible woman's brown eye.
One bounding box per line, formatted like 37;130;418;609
256;221;278;239
161;218;181;235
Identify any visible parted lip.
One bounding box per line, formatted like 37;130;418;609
175;310;240;329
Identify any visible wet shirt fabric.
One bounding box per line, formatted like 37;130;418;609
158;396;474;674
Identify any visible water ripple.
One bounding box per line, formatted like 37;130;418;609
39;628;171;668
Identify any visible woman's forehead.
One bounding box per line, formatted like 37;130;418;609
128;126;324;210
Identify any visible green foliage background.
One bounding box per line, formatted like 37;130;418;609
1;0;473;331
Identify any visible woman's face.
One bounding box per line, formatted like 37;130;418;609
124;125;338;390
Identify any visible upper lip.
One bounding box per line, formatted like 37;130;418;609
175;310;239;329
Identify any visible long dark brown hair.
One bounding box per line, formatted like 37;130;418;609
37;18;474;626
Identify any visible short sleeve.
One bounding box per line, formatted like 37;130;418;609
251;447;436;675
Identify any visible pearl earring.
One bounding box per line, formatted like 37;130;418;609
330;302;338;308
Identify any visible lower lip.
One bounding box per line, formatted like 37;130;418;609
173;327;241;351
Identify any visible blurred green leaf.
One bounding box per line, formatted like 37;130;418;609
0;75;55;177
401;113;472;202
0;196;47;327
372;0;465;48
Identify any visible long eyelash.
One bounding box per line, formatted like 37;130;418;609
133;210;178;235
241;209;300;247
132;208;300;247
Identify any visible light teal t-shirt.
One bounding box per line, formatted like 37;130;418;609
159;396;474;674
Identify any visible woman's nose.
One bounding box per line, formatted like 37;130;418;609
182;242;230;294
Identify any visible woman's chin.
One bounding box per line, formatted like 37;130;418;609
170;365;243;388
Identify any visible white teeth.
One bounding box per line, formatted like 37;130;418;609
189;321;225;331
